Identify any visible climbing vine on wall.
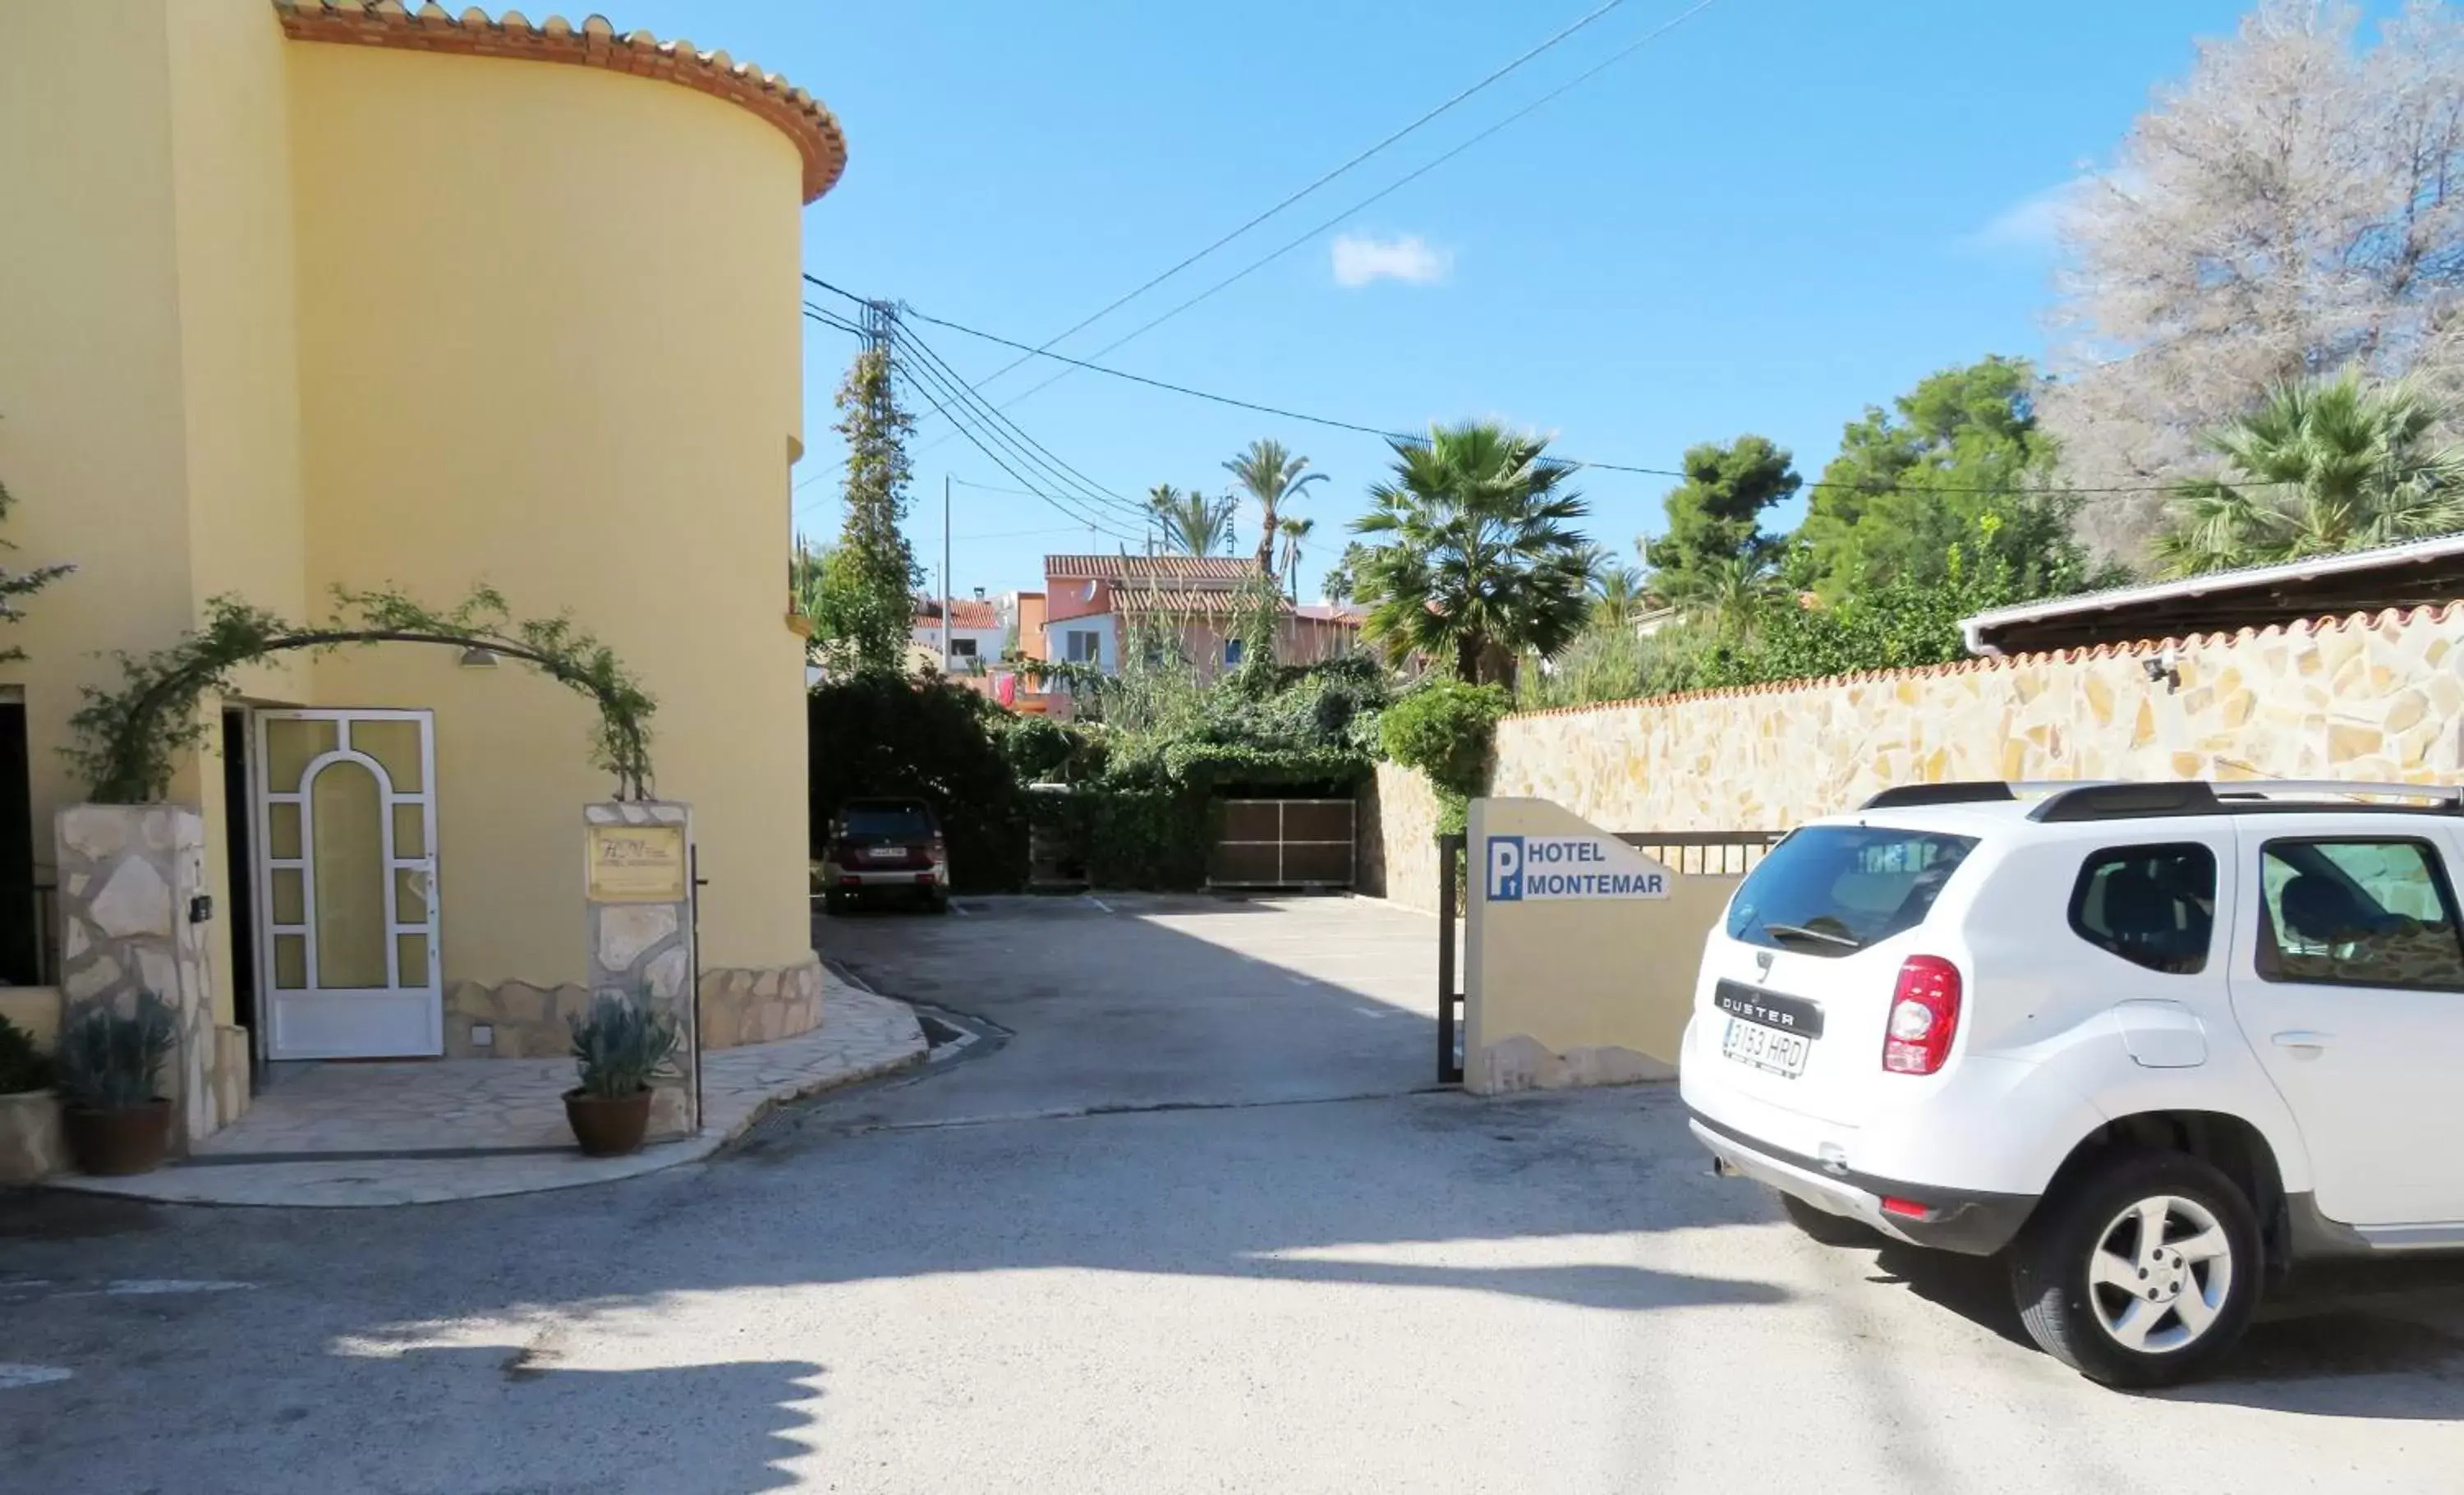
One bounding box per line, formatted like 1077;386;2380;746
69;586;655;804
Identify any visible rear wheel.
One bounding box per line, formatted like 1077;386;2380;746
1780;1192;1878;1247
2010;1150;2261;1388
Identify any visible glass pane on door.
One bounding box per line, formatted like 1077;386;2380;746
352;719;425;793
310;758;388;989
264;718;336;788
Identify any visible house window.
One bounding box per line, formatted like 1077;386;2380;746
1223;638;1244;666
949;638;978;659
1065;630;1100;664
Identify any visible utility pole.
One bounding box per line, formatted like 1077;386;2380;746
941;473;952;669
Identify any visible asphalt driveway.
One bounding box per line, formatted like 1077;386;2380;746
2;894;2460;1493
811;892;1450;1126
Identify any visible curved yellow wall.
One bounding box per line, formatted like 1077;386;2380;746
287;44;811;984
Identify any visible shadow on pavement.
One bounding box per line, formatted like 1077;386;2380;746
1868;1235;2464;1416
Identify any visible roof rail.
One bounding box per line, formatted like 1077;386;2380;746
2209;780;2464;808
1859;782;2018;810
1862;778;2464;821
2030;783;2223;822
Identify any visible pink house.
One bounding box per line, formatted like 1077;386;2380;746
1037;555;1367;715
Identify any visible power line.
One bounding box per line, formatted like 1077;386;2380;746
889;321;1152;521
845;314;1142;544
899;362;1143;545
883;329;1147;533
978;0;1731;425
935;0;1643;398
793;304;1145;542
902;304;1400;439
853;296;2365;499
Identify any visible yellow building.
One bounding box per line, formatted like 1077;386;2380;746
0;2;843;1083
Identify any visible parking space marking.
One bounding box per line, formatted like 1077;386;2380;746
1085;895;1114;914
0;1364;74;1391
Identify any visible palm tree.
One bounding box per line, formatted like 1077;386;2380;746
1351;421;1593;685
1224;439;1326;582
2154;370;2464;577
1147;484;1237;557
1661;553;1786;635
1588;555;1651;627
1277;516;1316;600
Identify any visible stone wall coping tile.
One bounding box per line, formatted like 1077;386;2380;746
1499;600;2464;723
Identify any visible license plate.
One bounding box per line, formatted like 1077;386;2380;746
862;847;903;860
1722;1017;1810;1078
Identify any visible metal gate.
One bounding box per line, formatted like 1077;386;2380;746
1435;828;1781;1084
1208;798;1356;890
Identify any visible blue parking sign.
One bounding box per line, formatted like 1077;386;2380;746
1487;835;1525;902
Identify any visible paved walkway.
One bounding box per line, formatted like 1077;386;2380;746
48;977;924;1208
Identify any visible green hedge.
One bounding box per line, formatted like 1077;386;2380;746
807;674;1027;893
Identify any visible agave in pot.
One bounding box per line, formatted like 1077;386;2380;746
55;994;177;1175
563;994;680;1157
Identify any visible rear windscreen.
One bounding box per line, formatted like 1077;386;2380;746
843;807;931;838
1725;826;1979;957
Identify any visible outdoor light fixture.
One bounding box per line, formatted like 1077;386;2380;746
458;646;499;669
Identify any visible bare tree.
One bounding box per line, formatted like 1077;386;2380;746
2042;0;2464;560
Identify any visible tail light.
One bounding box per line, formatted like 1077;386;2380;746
1882;955;1961;1075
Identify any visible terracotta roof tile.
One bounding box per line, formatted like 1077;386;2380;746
1110;587;1277;614
1044;554;1260;583
270;2;848;203
914;598;1000;630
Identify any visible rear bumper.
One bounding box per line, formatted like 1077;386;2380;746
1689;1109;2037;1256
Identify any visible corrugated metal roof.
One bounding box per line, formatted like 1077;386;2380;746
1961;531;2464;655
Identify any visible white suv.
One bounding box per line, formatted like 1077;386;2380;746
1680;780;2464;1387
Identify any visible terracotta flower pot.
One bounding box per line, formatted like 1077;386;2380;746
564;1088;654;1157
62;1098;173;1177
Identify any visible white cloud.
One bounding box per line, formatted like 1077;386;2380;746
1331;232;1453;288
1957;177;2093;256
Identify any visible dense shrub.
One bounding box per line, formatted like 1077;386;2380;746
0;1014;52;1094
1380;679;1509;835
807;674;1026;892
1381;681;1508;799
812;653;1395;895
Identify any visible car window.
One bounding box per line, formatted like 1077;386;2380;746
843;807;931;838
2256;838;2464;991
2069;843;2217;974
1725;826;1978;958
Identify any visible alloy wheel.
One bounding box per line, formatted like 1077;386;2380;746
2086;1194;2236;1355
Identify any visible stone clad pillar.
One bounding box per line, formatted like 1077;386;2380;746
53;805;229;1151
583;802;698;1138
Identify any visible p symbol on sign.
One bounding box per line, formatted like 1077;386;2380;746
1486;835;1524;903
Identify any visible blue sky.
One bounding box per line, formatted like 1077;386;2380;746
625;0;2301;599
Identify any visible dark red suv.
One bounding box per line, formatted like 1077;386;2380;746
820;798;949;913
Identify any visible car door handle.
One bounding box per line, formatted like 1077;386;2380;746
2271;1030;2333;1058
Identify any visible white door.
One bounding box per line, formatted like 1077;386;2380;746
254;710;442;1060
2227;821;2464;1235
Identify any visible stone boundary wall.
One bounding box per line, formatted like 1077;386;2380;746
447;955;825;1059
1488;604;2464;835
1358;762;1448;916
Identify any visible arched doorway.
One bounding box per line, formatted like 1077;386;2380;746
253;711;442;1059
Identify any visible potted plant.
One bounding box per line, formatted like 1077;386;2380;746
564;993;679;1157
54;994;177;1176
0;1014;62;1184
